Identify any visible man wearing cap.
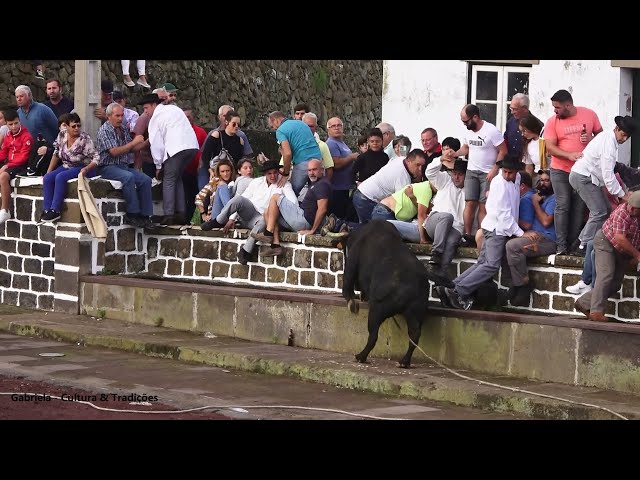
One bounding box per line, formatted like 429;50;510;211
139;93;199;225
440;156;525;310
574;191;640;322
95;103;154;229
569;115;639;256
504;169;557;306
162;83;178;105
94;79;115;123
200;160;296;265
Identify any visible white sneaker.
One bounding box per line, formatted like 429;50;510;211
566;280;592;295
0;209;10;224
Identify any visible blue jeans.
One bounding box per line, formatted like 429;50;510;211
352;189;377;224
370;203;396;221
291;161;310;196
211;184;232;219
98;164;153;216
388;220;421;242
43;165;96;211
582;239;596;286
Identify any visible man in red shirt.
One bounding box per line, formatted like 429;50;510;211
574;191;640;322
0;110;33;223
182;105;208;222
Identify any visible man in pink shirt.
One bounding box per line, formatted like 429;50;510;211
544;89;603;256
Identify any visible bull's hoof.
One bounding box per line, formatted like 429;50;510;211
397;361;411;369
355;353;368;363
347;299;359;314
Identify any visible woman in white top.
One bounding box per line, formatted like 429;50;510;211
518;114;547;177
0;107;9;148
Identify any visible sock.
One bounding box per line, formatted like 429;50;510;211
264;230;274;237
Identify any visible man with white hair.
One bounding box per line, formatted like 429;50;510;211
15;85;58;147
504;93;531;161
376;121;396;160
301;112;334;180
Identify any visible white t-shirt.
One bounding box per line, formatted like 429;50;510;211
464;121;504;173
523;139;541;170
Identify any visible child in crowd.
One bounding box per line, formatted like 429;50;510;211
357;134;368;154
195;159;235;222
231;158;254;198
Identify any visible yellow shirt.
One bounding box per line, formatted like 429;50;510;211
391;181;432;221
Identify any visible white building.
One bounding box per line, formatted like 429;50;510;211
382;60;638;165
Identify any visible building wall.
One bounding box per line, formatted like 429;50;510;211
383;60;633;163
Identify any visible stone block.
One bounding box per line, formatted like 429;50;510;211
127;254;146;273
147;237;158;259
6;220;20;238
137;233;143;251
313;251;328;269
134;287;193;330
267;267;285;284
106;215;121;227
622;278;635;298
286;270;299;285
337;274;343;290
32;242;51;258
166;259;182;276
0;239;16;254
195;261;211;277
300;271;315;286
95;283;134;311
104;254;126;274
561;273;582;293
22;224;38;240
211;262;230;278
42;260;54;277
3;290;18;305
552;295;575;312
329;252;343;272
38;295;54;311
60;202;83;224
101;202;117;216
160;238;178;256
511;323;577;384
219;241;238;261
8;256;22;272
193;239;219;259
117;228;137;252
0;254;6;270
317;272;336;289
618;301;639;319
12;274;29;290
230;264;249;279
17;241;31;256
235;297;309;346
258;248;274;264
275;247;294;268
39;224;55;243
532;292;549;309
250;265;266;282
148;260;166;277
530;270;560;292
195;292;236;336
15;198;33;221
54;270;79;296
0;271;10;288
177;239;192;258
294;250;312;268
183;260;194;276
19;292;37;309
105;230;115;252
31;276;49;293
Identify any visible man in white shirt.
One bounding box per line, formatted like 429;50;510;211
568;115;639;255
454;104;508;246
352;149;426;223
440;156;525;310
201;160;297;265
139;93;199;225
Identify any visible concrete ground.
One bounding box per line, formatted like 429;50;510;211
0;306;639;420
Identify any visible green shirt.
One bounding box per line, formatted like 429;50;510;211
391;181;432;221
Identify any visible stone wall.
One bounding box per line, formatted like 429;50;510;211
0;60;382;144
3;179;640;322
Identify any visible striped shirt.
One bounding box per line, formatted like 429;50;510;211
602;203;640;254
96;121;133;166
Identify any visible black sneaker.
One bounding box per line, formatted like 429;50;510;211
570;244;586;257
459;234;476;248
200;218;224;231
556;246;568;256
428;253;443;266
444;287;473;310
41;210;61;222
436;285;452;308
237;248;250;265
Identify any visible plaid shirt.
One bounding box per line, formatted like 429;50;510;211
602;203;640;254
96;121;133;167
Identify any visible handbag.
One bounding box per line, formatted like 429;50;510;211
209;131;234;169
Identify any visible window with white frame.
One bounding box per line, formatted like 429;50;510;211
469;64;531;132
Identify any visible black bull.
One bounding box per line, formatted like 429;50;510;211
339;220;454;368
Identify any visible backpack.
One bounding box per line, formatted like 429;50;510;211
26;133;53;176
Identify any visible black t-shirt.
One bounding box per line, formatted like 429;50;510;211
352;149;389;183
44;97;74;119
201;130;244;168
301;177;333;228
